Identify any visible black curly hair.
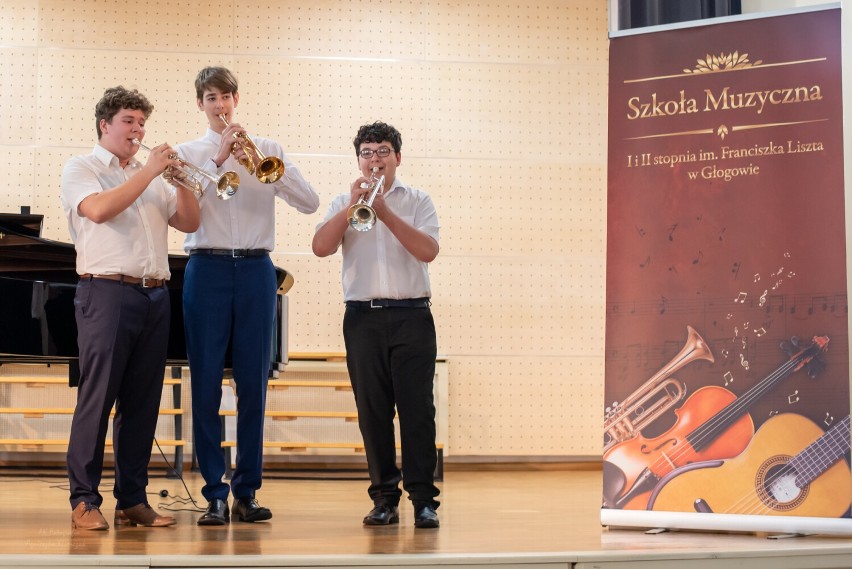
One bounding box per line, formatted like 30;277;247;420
353;121;402;155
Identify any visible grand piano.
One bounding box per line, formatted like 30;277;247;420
0;210;291;384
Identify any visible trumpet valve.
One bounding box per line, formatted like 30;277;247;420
239;155;256;176
230;139;256;175
163;167;203;197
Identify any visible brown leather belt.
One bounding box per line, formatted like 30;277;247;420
80;273;167;288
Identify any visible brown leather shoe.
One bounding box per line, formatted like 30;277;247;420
71;502;109;530
114;503;176;527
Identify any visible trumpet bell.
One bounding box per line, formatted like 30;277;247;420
256;156;285;184
216;171;241;200
347;203;376;232
603;325;713;452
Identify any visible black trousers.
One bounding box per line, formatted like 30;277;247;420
66;278;169;510
343;304;440;508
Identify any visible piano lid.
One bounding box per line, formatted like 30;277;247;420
0;211;290;369
0;213;43;238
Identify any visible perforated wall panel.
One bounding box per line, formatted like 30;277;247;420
0;0;608;457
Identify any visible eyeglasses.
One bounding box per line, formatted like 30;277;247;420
359;147;393;159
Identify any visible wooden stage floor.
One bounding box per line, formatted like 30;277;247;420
1;467;852;568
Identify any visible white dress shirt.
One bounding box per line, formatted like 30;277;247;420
176;129;319;252
60;144;177;280
316;178;440;301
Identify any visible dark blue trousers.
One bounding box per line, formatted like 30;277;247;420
67;278;169;510
343;305;440;509
184;254;275;501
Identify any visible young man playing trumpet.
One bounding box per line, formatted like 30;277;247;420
60;86;200;530
313;121;442;528
176;66;319;526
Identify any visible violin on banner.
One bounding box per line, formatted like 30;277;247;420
602;334;830;511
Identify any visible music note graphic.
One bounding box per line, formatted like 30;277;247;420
640;256;651;268
734;292;747;304
723;371;734;386
788;390;800;405
668;224;678;241
692;250;703;265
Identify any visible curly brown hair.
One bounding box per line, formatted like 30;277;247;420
94;86;153;139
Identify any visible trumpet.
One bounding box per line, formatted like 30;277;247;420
219;114;285;184
603;325;714;451
347;167;385;232
133;139;240;200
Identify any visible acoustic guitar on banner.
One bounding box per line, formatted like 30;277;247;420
602;335;829;511
647;413;851;518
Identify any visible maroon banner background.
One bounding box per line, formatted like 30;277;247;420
604;8;849;518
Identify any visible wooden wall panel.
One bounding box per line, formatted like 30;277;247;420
0;0;608;458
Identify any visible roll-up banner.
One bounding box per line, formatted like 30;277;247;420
603;7;852;535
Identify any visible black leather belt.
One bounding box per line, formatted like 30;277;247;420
190;248;269;258
345;298;430;309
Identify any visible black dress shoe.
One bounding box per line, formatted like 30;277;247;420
414;505;439;528
197;498;229;526
363;503;399;526
233;497;272;522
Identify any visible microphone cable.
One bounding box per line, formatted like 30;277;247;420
152;437;206;513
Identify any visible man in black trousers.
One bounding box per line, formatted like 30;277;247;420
313;121;442;528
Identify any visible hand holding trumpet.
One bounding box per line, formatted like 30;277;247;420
134;139;239;200
134;140;198;194
139;142;182;177
347;167;386;231
219;114;285;183
215;119;253;171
